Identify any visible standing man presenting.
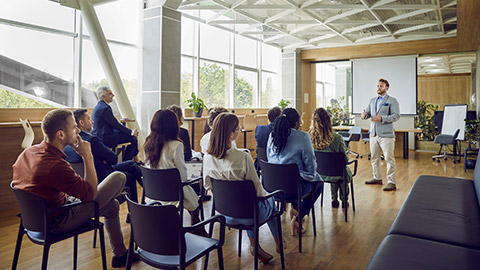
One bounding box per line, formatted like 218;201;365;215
92;86;139;162
361;78;400;191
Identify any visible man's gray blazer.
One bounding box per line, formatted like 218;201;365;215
364;94;400;138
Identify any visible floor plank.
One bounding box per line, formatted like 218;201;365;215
0;152;473;269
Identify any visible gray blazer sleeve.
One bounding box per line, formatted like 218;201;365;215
382;97;400;123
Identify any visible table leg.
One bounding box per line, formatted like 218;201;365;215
244;131;247;148
403;132;408;159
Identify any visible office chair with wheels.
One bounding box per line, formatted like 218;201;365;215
432;129;461;163
340;127;362;158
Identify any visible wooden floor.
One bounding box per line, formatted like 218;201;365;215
0;151;473;270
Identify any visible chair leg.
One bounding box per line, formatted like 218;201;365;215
311;193;317;237
73;235;78;270
237;230;242;257
277;216;285;269
98;225;107;270
126;230;135;270
343;181;348;222
41;243;51;270
351;179;356;212
92;228;97;248
254;227;259;270
320;190;324;208
217;247;224;270
200;204;205;221
12;223;24;270
298;198;302;253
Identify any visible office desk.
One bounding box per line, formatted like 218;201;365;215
333;126;422;159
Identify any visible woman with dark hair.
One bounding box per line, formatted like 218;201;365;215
266;107;323;235
167;105;192;161
143;109;203;231
310;107;352;208
203;113;285;264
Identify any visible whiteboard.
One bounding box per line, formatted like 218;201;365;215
352;56;417;115
442;104;467;140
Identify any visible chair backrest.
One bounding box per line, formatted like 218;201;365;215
361;132;370;141
19;118;34;149
243;113;257;131
140;167;182;202
11;183;47;232
127;197;182;255
211;178;257;219
257;147;267;163
260;160;301;195
314;151;346;178
70;162;85;178
348;127;362;142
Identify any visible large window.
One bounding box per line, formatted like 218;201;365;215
181;14;281;108
0;0;140;109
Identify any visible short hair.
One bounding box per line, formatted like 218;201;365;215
167;105;183;124
96;86;110;98
378;78;389;87
207;107;229;127
267;107;282;123
41;109;73;142
207;113;239;159
72;109;88;125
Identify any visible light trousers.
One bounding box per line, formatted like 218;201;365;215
370;136;396;184
51;171;127;256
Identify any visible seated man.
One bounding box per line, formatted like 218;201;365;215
12;109;134;268
65;109;143;203
92;86;139;162
254;106;282;171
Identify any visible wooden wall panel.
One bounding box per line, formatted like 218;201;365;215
300;61;314;131
418;74;472;109
457;0;480;50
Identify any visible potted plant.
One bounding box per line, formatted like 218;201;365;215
414;100;439;141
327;96;351;126
187;92;207;117
278;99;291;110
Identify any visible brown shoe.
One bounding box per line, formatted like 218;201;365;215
365;179;383;185
383;183;397;191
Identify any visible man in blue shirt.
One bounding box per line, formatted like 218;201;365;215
361;78;401;191
65;109;143;202
254;107;281;172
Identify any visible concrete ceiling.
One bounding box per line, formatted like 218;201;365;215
178;0;457;50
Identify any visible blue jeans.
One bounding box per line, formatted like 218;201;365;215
289;181;324;218
224;196;279;238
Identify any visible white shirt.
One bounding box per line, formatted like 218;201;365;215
203;148;266;197
201;131;237;154
145;140;199;211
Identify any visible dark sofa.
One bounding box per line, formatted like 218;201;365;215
366;154;480;270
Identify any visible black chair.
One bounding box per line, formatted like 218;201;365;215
432;128;461;163
260;160;317;253
11;183;107;270
255;147;268;175
314;151;358;222
140;166;204;222
339;127;362;158
209;178;285;270
125;196;225;270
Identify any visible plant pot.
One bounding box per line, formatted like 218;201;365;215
193;108;203;117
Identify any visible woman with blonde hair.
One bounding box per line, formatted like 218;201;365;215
203;112;285;264
309;107;352;208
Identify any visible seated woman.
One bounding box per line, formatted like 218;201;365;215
310;107;352;208
200;107;237;153
203;112;285;264
143;109;204;234
266;108;323;235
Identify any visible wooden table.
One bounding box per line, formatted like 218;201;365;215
333;126;423;159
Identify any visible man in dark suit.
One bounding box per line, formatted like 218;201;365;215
65;109;143;203
92;86;139;162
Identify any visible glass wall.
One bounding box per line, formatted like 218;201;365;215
0;0;140;109
181;15;281;109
